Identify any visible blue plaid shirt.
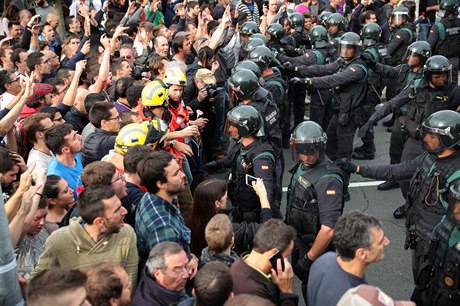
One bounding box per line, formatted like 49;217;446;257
135;192;191;261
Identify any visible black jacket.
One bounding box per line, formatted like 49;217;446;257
64;107;89;134
81;128;116;166
132;269;189;306
231;259;299;306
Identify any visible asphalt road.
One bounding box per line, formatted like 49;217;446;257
209;113;414;305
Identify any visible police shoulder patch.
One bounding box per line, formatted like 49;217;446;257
261;165;269;170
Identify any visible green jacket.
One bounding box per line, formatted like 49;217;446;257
32;217;139;292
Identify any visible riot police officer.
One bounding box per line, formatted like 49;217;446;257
239;37;266;61
279;25;335;140
287;121;344;303
427;0;460;83
265;23;287;54
338;110;460;305
229;68;284;213
285;12;305;49
359;55;460;218
239;21;261;46
226;104;279;222
247;46;286;132
352;22;390;161
386;6;416;66
361;41;430;196
292;32;370;200
419;180;460;306
325;13;346;48
238;22;261;61
229;68;282;154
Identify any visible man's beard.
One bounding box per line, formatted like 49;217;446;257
102;223;121;236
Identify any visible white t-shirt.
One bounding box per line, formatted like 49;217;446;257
1;92;16;110
27;148;53;169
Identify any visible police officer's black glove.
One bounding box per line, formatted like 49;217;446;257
360;52;376;68
358;120;374;138
291;77;305;86
336;158;358;173
283;62;295;73
304;78;315;92
294;255;314;281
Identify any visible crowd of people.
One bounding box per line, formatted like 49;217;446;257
0;0;460;305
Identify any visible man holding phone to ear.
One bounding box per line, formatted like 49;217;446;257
231;219;299;306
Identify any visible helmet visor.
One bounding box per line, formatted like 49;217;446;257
404;50;422;67
290;136;325;161
421;124;455;141
436;10;447;19
224;117;240;140
338;43;360;60
391;14;406;26
425;68;453;85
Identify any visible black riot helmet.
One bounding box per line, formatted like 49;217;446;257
248;46;277;71
266;23;285;41
225;104;264;140
448;180;460;226
423;55;452;84
438;0;459;18
318;11;332;27
421;110;460;154
326;13;346;31
228;69;260;101
240;22;261;36
251;33;269;45
309;25;329;49
290;12;305;32
290;121;327;162
289;12;305;33
232;60;262;78
361;22;382;47
391;6;410;27
243;37;266;54
338;32;362;61
404;41;431;68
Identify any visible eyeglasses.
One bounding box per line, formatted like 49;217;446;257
162;265;190;276
111;174;125;184
122;55;133;60
107;115;120;121
6;77;19;84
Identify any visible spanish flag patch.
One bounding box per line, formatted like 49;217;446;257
326;190;336;195
261;165;269;170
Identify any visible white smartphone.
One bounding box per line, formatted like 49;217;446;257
245;174;258;187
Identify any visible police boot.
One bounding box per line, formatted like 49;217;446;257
352;143;375;160
352;151;375;160
353;144;366;153
393;205;406;219
378;180;399;191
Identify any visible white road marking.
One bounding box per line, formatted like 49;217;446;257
281;180;386;192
